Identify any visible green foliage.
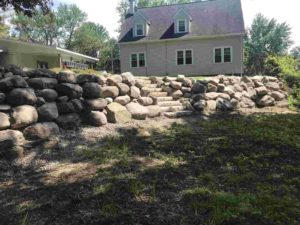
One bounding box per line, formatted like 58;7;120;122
0;16;9;38
291;46;300;59
245;13;293;75
264;55;299;77
70;22;109;57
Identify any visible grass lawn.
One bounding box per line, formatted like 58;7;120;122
0;113;299;225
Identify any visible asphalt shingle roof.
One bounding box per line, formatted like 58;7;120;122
119;0;245;43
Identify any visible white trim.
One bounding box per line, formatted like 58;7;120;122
56;47;99;61
135;23;145;37
119;33;245;45
177;19;187;33
130;52;146;68
176;49;193;66
213;46;233;64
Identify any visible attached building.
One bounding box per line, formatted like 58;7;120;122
119;0;245;76
0;38;99;69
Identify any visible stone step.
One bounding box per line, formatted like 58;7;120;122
141;87;163;96
152;96;174;102
157;101;182;107
160;105;186;112
136;79;152;84
163;110;194;118
144;83;158;88
149;92;168;97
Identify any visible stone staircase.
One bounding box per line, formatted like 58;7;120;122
136;77;194;118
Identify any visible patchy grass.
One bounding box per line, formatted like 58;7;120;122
0;114;299;225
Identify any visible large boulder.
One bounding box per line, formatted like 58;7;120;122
146;105;161;118
100;86;119;98
0;76;28;92
86;111;107;126
106;102;131;123
0;130;25;159
172;90;183;99
121;72;136;86
138;97;153;106
193;100;206;111
38;103;59;122
266;82;280;91
255;86;268;96
57;71;77;84
170;81;182;90
116;83;130;95
0;112;10;130
26;68;57;79
27;77;58;89
84;98;107;111
257;95;275;107
57;102;76;114
204;92;220;100
114;95;131;106
23;122;59;140
207;83;218;92
192;82;207;94
206;100;217;111
56;83;83;99
11;105;38;129
71;99;84;112
4;65;25;76
37;89;58;102
56;113;81;130
82;82;101;99
0;93;5;104
130;86;141;99
77;74;106;85
240;97;255;108
6;88;37;106
271;91;286;101
216;98;233;111
126;102;148;120
107;75;123;86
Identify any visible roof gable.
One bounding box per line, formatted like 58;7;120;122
119;0;245;43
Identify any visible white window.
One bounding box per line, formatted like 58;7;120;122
131;53;146;68
135;24;144;36
176;49;193;65
177;19;187;33
214;47;232;63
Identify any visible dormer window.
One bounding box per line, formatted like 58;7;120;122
177;19;187;33
135;24;144;36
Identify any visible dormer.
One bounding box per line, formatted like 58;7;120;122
173;8;192;34
133;12;150;37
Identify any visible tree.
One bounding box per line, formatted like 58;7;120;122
245;13;293;74
70;22;109;58
55;4;87;49
0;0;52;17
0;15;9;38
291;46;300;59
11;10;58;45
117;0;193;32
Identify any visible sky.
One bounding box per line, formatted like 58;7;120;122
54;0;299;48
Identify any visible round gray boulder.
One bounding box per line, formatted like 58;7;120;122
82;82;101;99
11;105;38;129
7;88;37;106
23;122;60;140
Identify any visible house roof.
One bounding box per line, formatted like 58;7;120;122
0;38;99;62
119;0;245;43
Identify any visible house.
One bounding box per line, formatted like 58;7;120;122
119;0;245;76
0;38;99;69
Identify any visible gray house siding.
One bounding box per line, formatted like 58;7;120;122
120;35;243;76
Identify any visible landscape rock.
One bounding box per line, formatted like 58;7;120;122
271;91;286;101
0;105;11;112
0;76;28;91
84;98;107;111
100;86;119;98
240;97;255;108
11;105;38;129
182;78;193;87
146;105;161;118
0;130;25;159
71;99;84;112
255;86;268;96
207;83;218;92
57;96;69;103
26;68;57;79
58;71;77;84
27;77;58;89
0;112;10;130
172;90;183;99
130;86;141;99
106;102;131;123
38;103;59;122
87;111;107;126
114;95;131;105
126;102;148;120
257;95;275;107
216;98;233;111
116;82;130;95
56;83;83;99
23;122;59;140
0;93;5;104
6;88;37;106
266;82;280;91
233;92;243;101
57;102;75;114
37;89;58;102
107;75;123;85
138;97;153;106
206;100;217;111
122;72;136;86
193;100;206;111
36;97;46;107
82;82;101;99
56;113;81;130
192;82;207;94
170;81;182;90
204;92;220;100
